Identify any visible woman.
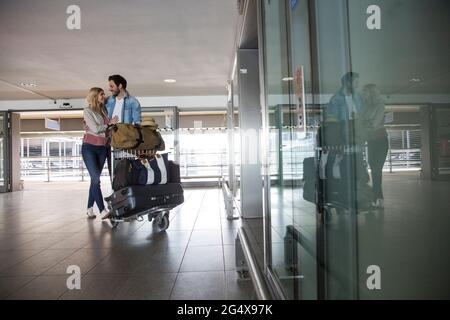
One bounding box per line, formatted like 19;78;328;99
82;87;118;219
362;84;388;208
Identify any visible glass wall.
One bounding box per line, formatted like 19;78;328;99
344;0;450;299
178;128;227;180
260;0;450;299
20;135;108;182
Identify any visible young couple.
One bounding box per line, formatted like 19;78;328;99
82;74;141;220
327;72;388;208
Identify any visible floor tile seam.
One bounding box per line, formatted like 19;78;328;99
169;190;207;299
1;275;39;300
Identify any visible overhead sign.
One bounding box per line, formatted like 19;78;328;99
45;118;60;131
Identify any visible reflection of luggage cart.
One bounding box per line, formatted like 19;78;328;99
303;122;374;214
104;148;184;230
317;145;373;213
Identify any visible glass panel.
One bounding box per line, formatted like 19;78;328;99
19;135;108;182
0;114;5;188
436;108;450;175
233;76;241;203
262;0;317;300
262;0;294;299
287;0;317;300
178;128;227;180
313;0;450;299
313;0;360;299
346;0;450;299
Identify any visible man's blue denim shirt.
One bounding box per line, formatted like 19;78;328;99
105;91;142;124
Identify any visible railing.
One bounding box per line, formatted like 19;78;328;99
21;151;229;182
20;144;420;182
180;151;228;178
20;156;109;182
385;148;421;172
266;146;421;179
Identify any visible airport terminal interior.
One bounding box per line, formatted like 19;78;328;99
0;0;449;300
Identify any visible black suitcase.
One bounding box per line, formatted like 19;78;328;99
109;183;184;218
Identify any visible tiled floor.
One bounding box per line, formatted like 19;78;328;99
266;172;450;299
0;181;255;300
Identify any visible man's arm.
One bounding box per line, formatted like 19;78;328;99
132;98;142;124
104;97;112;119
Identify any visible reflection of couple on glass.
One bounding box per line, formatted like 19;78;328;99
326;72;388;208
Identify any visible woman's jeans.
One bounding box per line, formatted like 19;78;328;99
367;136;389;200
81;143;108;211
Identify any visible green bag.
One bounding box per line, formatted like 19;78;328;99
111;123;165;151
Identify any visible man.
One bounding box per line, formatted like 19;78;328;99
105;74;142;125
325;72;363;123
104;75;142;178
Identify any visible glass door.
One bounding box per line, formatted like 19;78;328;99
261;0;318;299
0;112;10;192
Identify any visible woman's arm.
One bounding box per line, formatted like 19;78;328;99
372;103;386;129
84;108;108;134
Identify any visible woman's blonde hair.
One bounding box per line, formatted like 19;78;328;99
362;84;384;108
86;87;105;116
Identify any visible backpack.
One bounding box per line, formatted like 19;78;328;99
112;159;148;191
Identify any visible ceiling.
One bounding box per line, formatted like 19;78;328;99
0;0;239;100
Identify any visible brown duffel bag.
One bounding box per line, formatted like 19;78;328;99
111;123;165;151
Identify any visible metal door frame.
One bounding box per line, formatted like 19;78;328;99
0;111;11;192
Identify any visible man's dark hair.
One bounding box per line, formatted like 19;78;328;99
341;72;359;88
108;74;127;90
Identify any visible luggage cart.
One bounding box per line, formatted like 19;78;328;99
104;148;176;230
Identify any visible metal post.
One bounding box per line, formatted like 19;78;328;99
46;158;50;182
185;152;188;177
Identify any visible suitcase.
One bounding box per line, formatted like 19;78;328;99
109;183;184;219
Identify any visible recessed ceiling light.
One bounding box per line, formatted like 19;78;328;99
282;77;294;82
20;82;38;87
164;79;176;83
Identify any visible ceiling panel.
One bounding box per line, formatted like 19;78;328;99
0;0;239;100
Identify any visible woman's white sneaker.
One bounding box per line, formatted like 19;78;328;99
86;207;96;219
100;209;112;220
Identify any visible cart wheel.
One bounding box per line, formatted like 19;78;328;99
157;213;169;231
109;218;119;229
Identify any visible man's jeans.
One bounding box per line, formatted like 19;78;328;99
81;143;108;211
